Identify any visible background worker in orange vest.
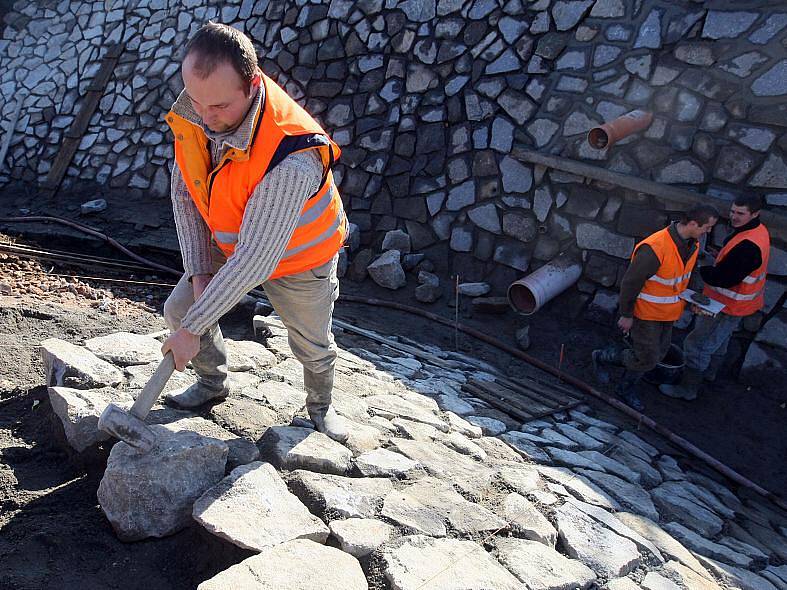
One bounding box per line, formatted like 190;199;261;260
660;195;770;400
592;205;719;411
159;23;349;442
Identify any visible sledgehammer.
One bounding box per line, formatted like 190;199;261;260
98;352;175;453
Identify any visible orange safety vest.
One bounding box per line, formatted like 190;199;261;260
703;223;770;316
165;74;347;280
632;226;699;322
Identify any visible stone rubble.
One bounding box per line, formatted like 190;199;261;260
43;323;787;587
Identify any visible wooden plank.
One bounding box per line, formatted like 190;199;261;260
41;43;124;196
461;383;533;422
512;147;787;239
468;378;556;416
492;373;581;407
472;376;562;410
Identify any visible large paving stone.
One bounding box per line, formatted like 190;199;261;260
354;448;421;478
696;555;778;590
616;512;708;576
651;482;725;536
577;469;659;521
159;416;259;471
663;522;753;568
329;517;397;558
577;450;641;484
390;438;497;496
197;539;367;590
498;492;557;546
84;332;163;366
225;339;278;371
260;426;352;475
239;379;305;422
193;462;329;551
554;501;642;578
367;394;447;431
98;427;228;541
498;431;551;462
382;535;521;590
495;537;597;590
498;462;542;495
664;560;723;590
289;470;394;519
48;386;132;452
208;397;279;441
382;487;448;537
41;338;124;388
537;465;620;510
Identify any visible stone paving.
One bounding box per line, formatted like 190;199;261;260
43;315;787;590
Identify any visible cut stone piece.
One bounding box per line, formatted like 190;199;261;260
159;415;259;471
537;465;620;510
554;501;642;578
197;539;367;590
651;482;725;536
382;535;521;590
193;462;329;551
367;394;447;431
41;338;124;388
498;462;542;495
355;448;422;478
696;555;778;590
329;517;396;558
495;537;597;590
664;560;723;590
225;339;278;371
577;469;659;521
208;397;279;441
499;492;557;546
642;572;681;590
84;332;163;366
382;488;448;537
289;469;394;518
259;426;352;475
663;522;753;568
48;386;133;452
98;427;228;541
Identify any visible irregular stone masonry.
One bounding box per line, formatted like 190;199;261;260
43;319;787;588
3;0;786;366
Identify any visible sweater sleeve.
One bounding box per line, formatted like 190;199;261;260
700;240;762;289
170;163;213;279
180;150;323;336
618;245;661;318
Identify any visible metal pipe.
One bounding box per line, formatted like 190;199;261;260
507;254;582;315
587;110;653;149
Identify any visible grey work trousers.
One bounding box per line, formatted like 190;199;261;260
622;318;673;373
683;312;741;373
163;244;340;406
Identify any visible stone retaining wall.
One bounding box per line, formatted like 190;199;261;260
1;0;786;366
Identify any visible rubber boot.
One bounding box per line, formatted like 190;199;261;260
304;367;348;443
616;370;645;411
591;343;623;385
165;326;229;409
659;367;702;401
703;354;724;383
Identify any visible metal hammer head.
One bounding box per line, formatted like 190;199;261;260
98;403;157;453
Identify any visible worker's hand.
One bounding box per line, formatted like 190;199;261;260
617;316;634;335
691;304;713;317
162;327;201;372
192;274;213;301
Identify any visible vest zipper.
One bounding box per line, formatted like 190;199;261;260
207;157;232;203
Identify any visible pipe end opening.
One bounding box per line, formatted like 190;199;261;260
587;127;609;149
508;283;537;315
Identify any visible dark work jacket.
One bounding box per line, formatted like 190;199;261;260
700;218;763;289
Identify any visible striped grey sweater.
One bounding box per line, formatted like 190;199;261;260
169;85;322;336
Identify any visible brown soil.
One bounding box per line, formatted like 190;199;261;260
0;234;785;589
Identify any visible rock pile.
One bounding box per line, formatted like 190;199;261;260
42;314;787;589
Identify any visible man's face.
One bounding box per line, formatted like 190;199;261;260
729;204;758;228
182;54;258;132
687;217;717;239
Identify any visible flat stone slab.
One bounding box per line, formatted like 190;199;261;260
696;555;778;590
329;517;397;558
663;522;753;568
499;432;551;462
208;397;279;441
382;487;448;537
382;535;521;590
197;539;368;590
354;448;421;478
390;438;497;496
260;426;352;475
367;394;447;431
159;416;259;471
225;339;278;371
84;332;163;366
616;512;708;577
577;469;659;521
651;482;724;537
664;560;723;590
98;427;228;541
495;537;597;590
193;462;329;552
41;338;124;388
241;379;305;421
498;462;542;494
289;470;394;518
498;492;557;546
48;386;132;452
554;501;642;578
537;465;620;510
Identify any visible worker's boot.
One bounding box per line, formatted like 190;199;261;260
591;343;623;385
658;367;702;401
165;327;229;409
616;370;645;412
703;355;724;383
304;367;348;443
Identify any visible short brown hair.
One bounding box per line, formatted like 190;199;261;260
681;204;719;226
185;22;258;91
733;194;763;214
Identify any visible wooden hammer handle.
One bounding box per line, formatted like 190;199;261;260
129;352;175;420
